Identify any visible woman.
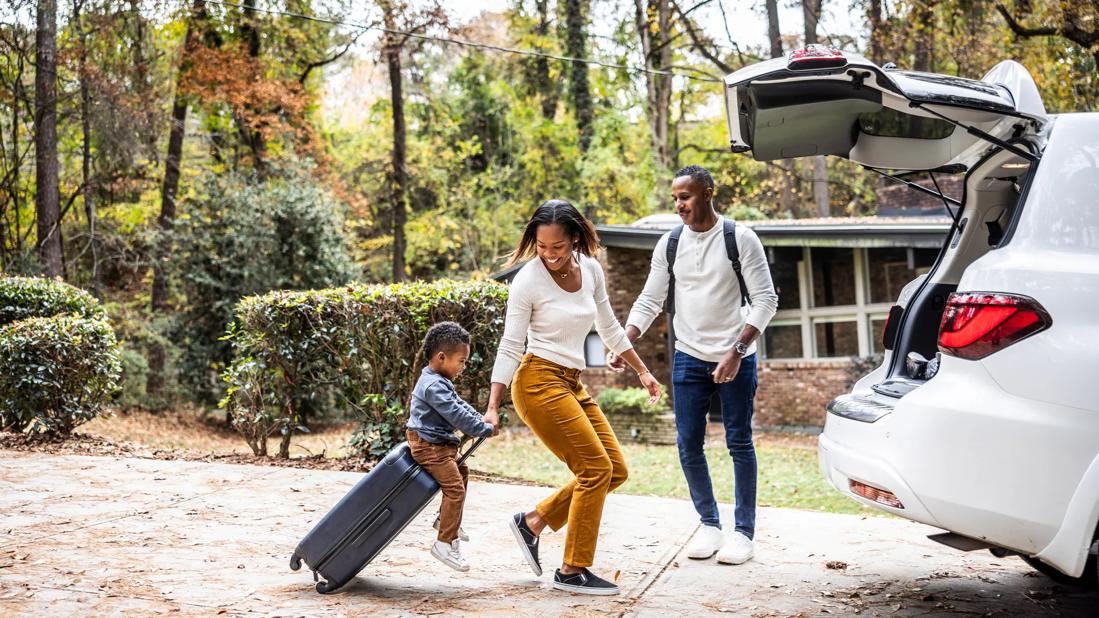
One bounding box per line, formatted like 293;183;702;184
486;199;661;596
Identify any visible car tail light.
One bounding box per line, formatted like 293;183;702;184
787;45;847;71
849;479;904;509
938;293;1051;360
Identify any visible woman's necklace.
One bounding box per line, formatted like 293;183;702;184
559;257;573;279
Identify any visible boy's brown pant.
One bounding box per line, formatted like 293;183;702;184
512;354;629;568
406;430;469;543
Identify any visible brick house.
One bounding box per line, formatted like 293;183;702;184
496;178;956;430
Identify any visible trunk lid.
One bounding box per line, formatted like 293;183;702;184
723;48;1047;171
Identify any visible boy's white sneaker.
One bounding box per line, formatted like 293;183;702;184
716;531;754;565
433;516;469;542
686;524;725;559
431;539;470;572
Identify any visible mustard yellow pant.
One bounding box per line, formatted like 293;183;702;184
512;354;629;568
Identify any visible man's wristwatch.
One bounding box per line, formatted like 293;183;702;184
733;341;749;357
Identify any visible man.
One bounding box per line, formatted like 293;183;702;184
609;165;777;564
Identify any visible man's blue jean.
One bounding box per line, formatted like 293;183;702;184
671;350;758;538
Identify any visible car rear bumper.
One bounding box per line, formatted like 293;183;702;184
818;420;941;527
820;359;1099;578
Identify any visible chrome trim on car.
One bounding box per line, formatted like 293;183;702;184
828;394;895;423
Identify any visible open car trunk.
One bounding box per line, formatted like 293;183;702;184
722;49;1049;397
723;50;1047;172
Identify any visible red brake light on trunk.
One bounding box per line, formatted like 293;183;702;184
938;293;1051;360
788;45;847;70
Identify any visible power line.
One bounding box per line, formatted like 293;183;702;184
201;0;722;83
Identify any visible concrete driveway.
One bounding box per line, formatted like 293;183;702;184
1;450;1096;616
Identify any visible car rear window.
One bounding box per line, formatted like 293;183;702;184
1010;116;1099;252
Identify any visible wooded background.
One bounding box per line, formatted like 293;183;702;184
2;0;1096;408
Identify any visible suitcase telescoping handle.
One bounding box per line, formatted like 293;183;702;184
456;435;488;466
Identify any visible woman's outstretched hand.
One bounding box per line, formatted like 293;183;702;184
639;371;662;405
605;350;627;373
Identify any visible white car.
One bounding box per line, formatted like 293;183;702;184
723;47;1099;586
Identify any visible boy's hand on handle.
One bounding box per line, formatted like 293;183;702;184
639;371;662;406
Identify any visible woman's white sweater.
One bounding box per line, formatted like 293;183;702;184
491;253;633;385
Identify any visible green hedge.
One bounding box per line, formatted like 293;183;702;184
596;387;669;415
221;279;508;458
0;276;105;326
0;315;121;434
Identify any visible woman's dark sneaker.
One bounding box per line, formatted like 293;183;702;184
552;568;619;596
508;512;542;576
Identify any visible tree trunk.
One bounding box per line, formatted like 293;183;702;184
913;1;934;72
635;0;673;169
77;0;100;297
564;0;593;152
35;0;63;278
803;0;821;46
382;3;408;282
803;0;830;216
868;0;884;64
765;0;798;214
8;52;25;269
534;0;558;120
239;0;267;173
149;2;205;397
766;0;783;60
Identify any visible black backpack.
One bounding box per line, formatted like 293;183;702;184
664;219;751;317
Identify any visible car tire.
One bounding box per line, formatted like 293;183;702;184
1020;554;1098;590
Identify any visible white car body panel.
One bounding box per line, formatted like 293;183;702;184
820;114;1099;577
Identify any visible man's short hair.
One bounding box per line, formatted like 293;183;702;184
422;321;471;359
674;164;715;190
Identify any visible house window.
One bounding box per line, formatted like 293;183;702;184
813;318;859;357
866;248;937;303
769;247;803;310
810;248;856;307
869;314;889;355
584;332;606;367
762;321;803;359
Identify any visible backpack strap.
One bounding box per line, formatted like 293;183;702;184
723;219;751;307
664;225;684;317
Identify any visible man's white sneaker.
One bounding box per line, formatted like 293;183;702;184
431;539;470;572
716;531;754;565
686;524;725;559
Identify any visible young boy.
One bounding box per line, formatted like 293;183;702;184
406;321;499;572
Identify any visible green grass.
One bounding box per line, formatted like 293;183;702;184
470;430;883;517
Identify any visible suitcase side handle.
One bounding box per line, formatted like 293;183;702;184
456;436;488;466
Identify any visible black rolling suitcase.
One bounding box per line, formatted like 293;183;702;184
290;436;485;593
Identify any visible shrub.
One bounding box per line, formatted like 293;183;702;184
845;354;884;390
596;386;669;415
173;165;358;405
0;315;122;435
106;302;182;412
221;279;508;459
0;276;104;326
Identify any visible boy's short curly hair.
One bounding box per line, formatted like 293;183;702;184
422;321;471;359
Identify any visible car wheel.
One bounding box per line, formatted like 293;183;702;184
1020;554;1098;590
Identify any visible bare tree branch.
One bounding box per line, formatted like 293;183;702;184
995;3;1057;37
671;0;734;74
298;28;370;84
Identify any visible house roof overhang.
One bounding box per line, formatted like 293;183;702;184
597;215;952;251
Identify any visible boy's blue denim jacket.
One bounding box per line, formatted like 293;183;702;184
406;366;493;445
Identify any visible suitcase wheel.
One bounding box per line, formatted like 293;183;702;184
289;554;302;571
316;581;335;594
